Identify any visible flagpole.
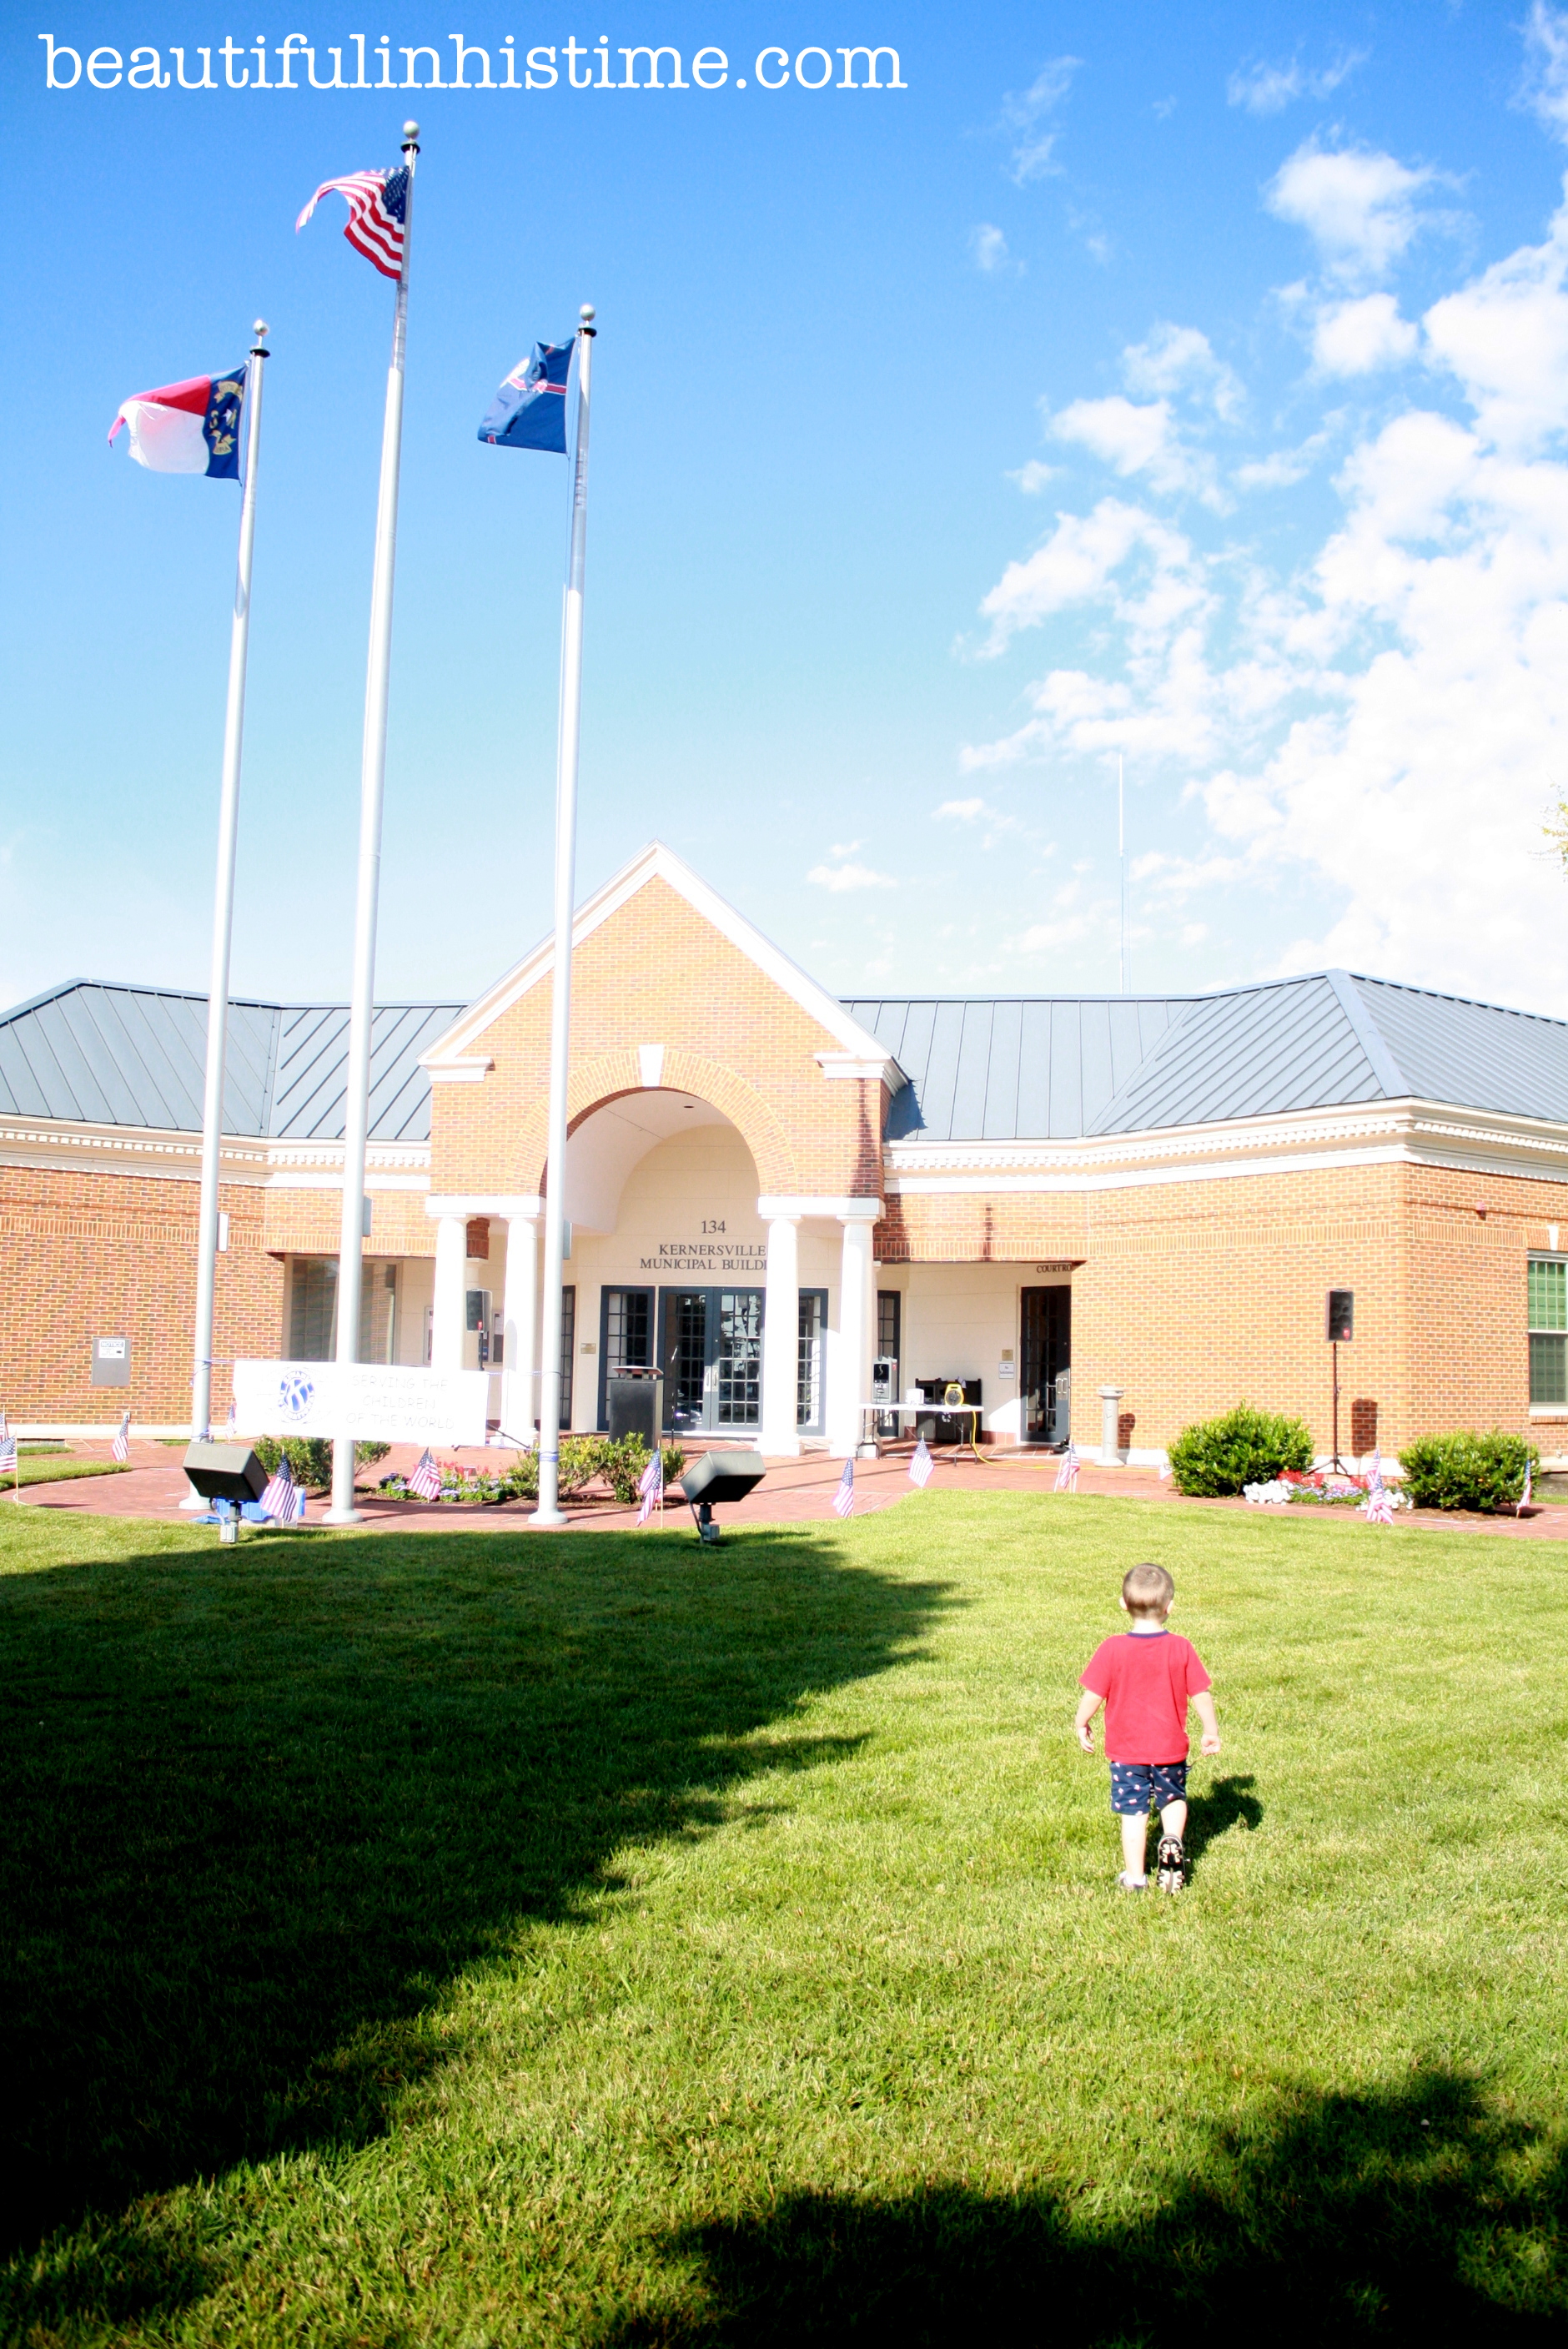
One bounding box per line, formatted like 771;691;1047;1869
185;321;270;1499
533;304;596;1529
326;121;420;1526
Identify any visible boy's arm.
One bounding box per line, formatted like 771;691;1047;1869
1075;1688;1103;1753
1191;1689;1221;1755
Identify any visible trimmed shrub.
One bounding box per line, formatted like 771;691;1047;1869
1398;1430;1540;1513
504;1436;687;1505
253;1436;389;1490
1168;1403;1314;1498
600;1436;688;1505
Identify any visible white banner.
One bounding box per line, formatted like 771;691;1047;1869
232;1361;490;1447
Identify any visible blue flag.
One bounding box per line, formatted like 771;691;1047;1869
478;340;571;452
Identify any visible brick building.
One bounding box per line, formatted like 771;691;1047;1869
3;841;1567;1464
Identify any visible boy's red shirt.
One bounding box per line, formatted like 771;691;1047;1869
1080;1630;1211;1762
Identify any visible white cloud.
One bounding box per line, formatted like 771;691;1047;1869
1234;433;1330;490
975;496;1199;655
1002;56;1079;185
968;185;1568;1011
1267;137;1440;284
808;861;896;893
1423;194;1568;450
1313;292;1419;375
1521;3;1568;139
1123;323;1244;419
1009;459;1056;493
1049;394;1223;506
829;839;862;857
1227;50;1366;115
934;797;988;821
971;223;1011;274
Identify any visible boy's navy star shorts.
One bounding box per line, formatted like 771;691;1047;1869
1109;1760;1187;1814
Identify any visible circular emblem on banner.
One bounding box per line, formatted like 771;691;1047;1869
279;1376;315;1421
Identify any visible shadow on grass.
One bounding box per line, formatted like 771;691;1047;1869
1185;1773;1263;1872
0;1522;948;2259
601;2070;1565;2342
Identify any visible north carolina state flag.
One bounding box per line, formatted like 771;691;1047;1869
108;365;246;477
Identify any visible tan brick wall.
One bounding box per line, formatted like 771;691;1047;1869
0;1166;284;1423
886;1158;1568;1457
260;1186;435;1258
432;874;887;1200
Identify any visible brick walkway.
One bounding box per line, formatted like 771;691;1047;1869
11;1437;1568;1542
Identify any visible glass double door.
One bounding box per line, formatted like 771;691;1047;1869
663;1287;763;1431
599;1284;765;1433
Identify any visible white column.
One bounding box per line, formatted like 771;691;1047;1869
1098;1385;1125;1467
830;1215;877;1457
500;1214;540;1444
760;1215;801;1458
431;1214;466;1373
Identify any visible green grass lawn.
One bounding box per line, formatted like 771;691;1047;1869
1;1495;1564;2345
8;1459;130;1490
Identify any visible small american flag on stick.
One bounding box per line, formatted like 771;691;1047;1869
1053;1444;1080;1493
111;1411;131;1463
832;1459;856;1518
0;1411;16;1479
637;1450;663;1526
908;1436;933;1489
1519;1457;1533;1517
296;165;409;279
260;1455;296;1523
408;1448;442;1502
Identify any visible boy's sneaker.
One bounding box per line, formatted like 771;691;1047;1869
1115;1870;1147;1893
1156;1836;1185;1894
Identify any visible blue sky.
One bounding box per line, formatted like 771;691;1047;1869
7;2;1568;1018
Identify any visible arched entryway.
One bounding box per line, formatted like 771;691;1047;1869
428;1084;881;1456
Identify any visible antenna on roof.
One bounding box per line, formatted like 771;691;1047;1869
1118;753;1127;996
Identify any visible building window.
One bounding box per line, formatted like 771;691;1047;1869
290;1257;337;1361
1529;1257;1567;1406
560;1285;575;1426
289;1256;395;1363
797;1290;827;1431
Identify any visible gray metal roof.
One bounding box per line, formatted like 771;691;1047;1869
0;983;462;1143
5;964;1567;1154
846;997;1181;1141
849;971;1568;1141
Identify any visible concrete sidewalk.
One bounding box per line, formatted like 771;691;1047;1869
10;1436;1568;1542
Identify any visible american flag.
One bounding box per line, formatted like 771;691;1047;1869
908;1436;933;1489
260;1455;296;1522
296;165;409;279
832;1458;856;1518
0;1412;15;1475
1053;1444;1080;1492
111;1411;131;1463
1158;1459;1172;1483
1362;1447;1393;1523
409;1447;443;1502
637;1450;663;1526
1520;1457;1533;1516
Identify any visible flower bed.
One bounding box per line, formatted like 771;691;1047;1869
1243;1467;1410;1511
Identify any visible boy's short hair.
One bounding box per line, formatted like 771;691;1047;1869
1123;1562;1174;1617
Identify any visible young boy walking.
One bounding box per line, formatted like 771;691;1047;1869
1075;1562;1219;1894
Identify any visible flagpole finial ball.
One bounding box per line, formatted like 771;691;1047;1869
253;319;269;340
580;303;596;324
403;118;420;138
